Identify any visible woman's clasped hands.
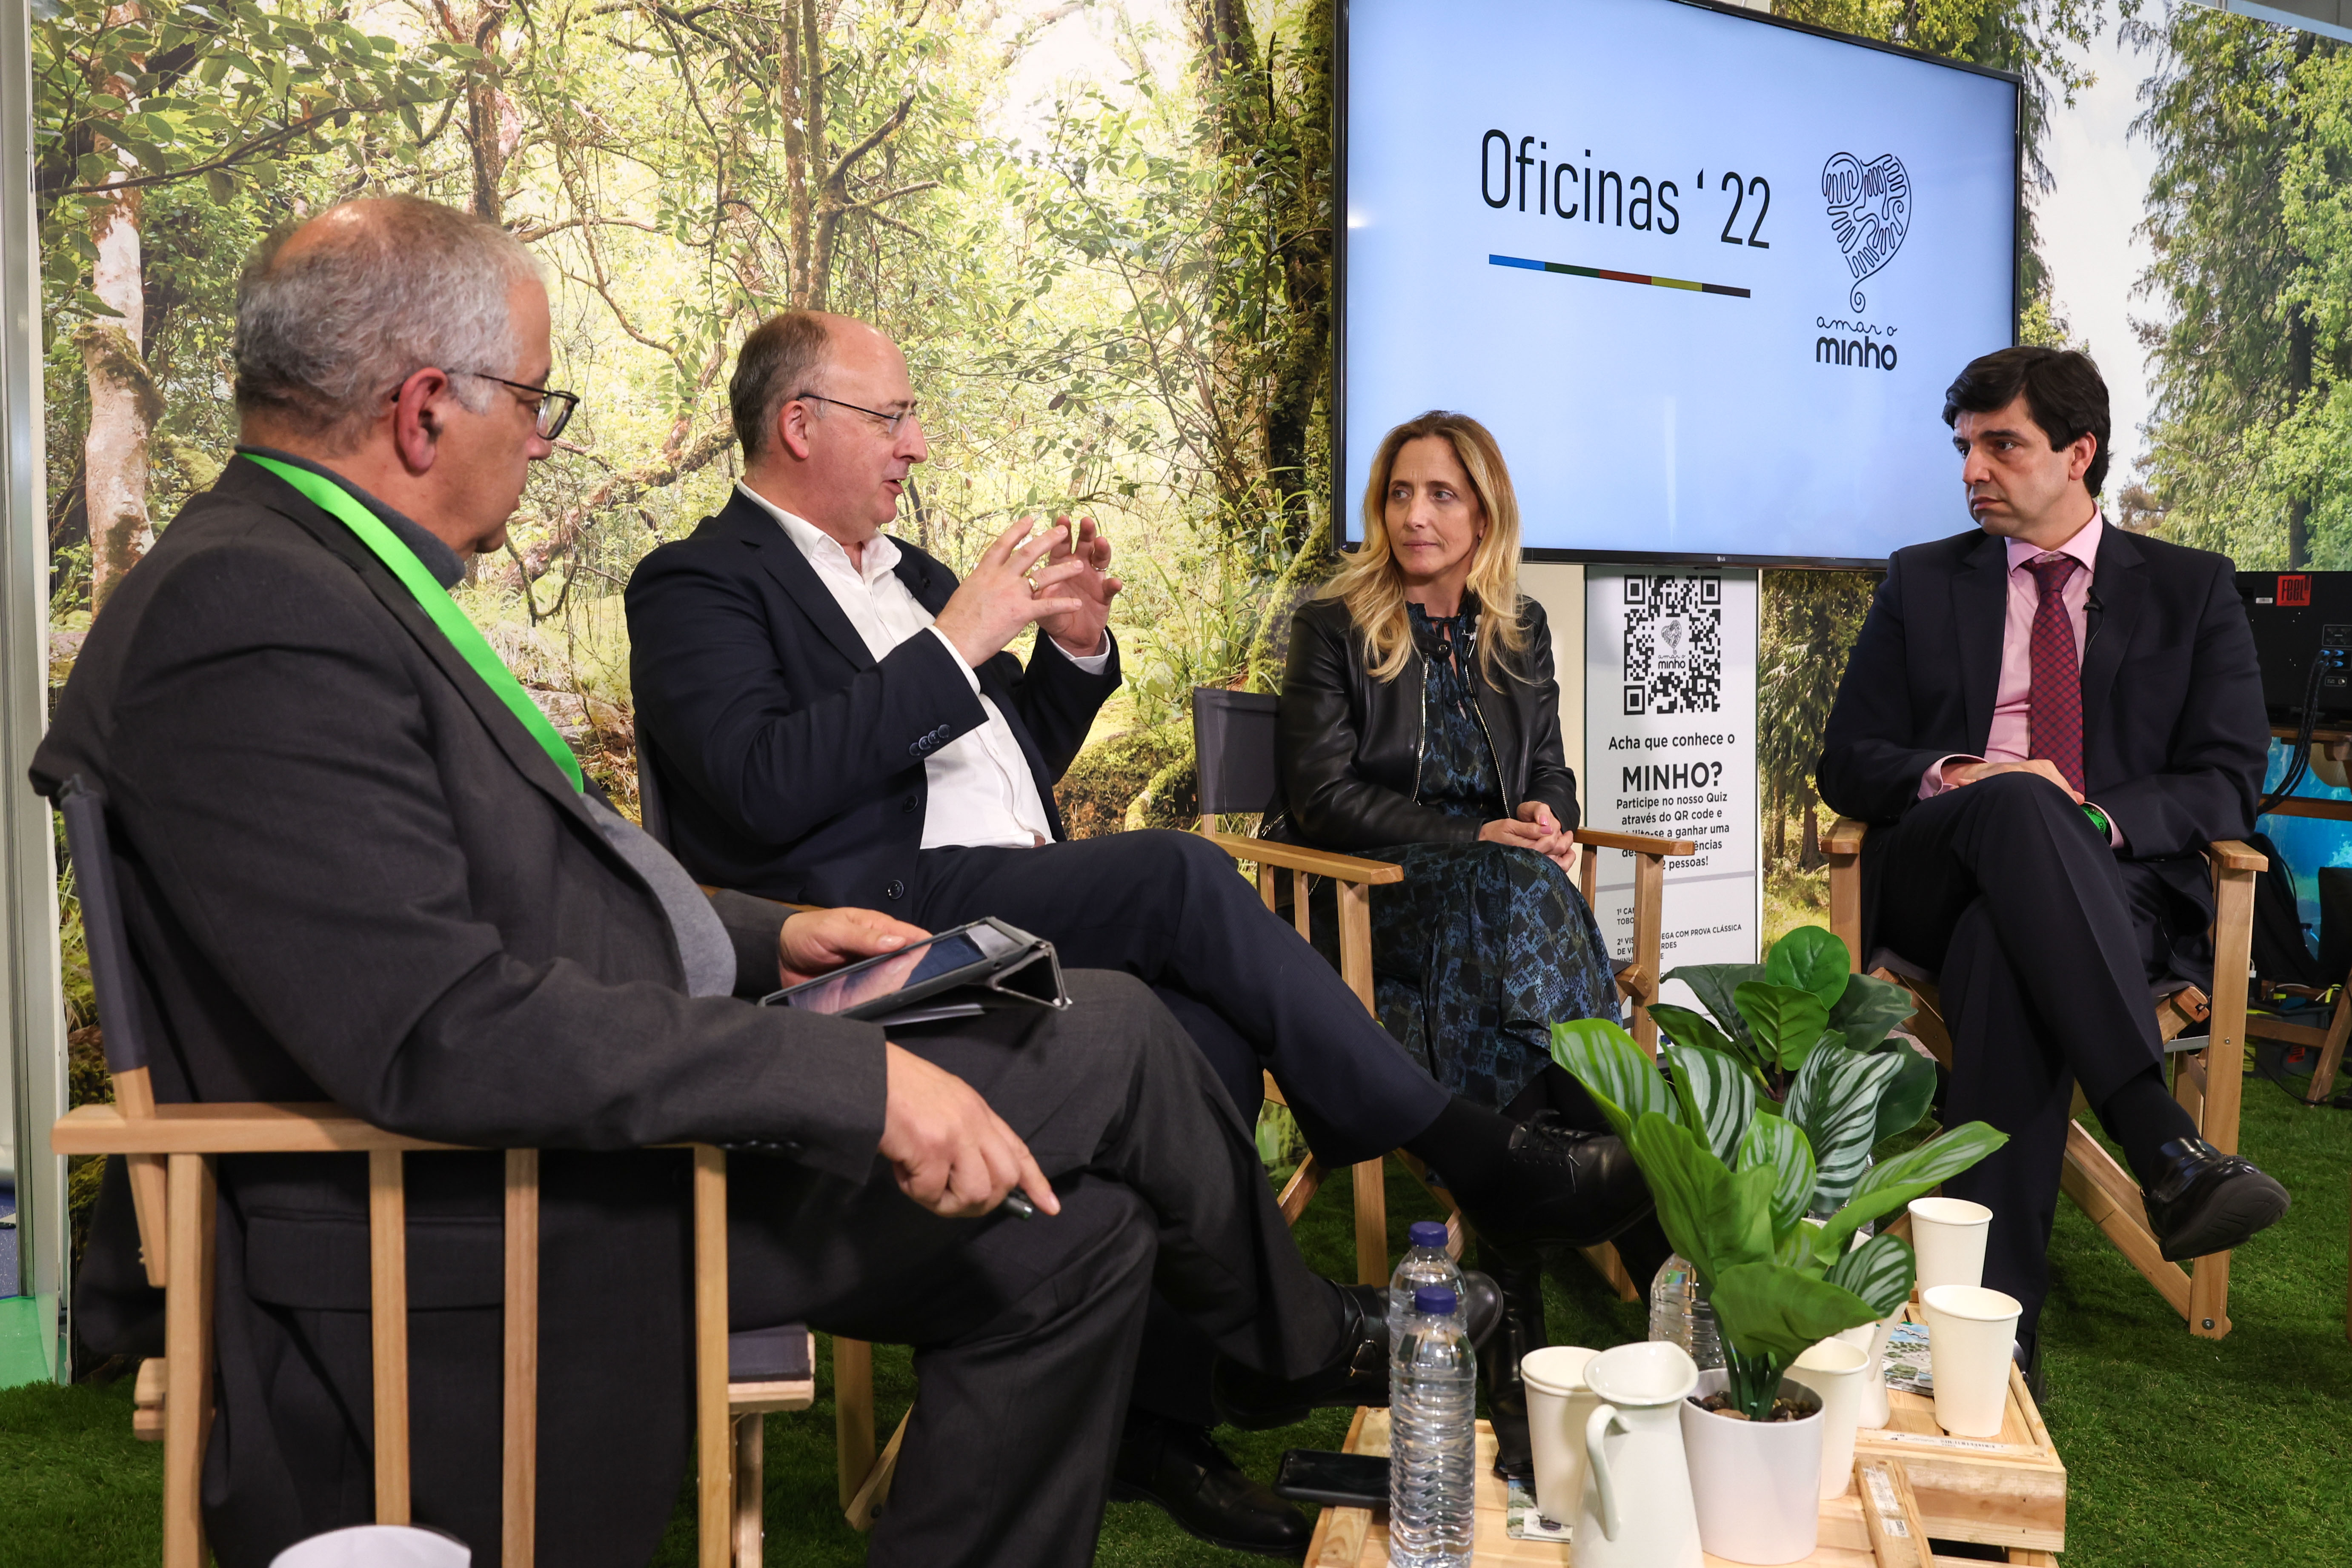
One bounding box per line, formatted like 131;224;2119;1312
1478;800;1576;870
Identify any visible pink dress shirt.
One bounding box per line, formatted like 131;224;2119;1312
1918;511;2126;846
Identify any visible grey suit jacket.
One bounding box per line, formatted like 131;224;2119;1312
32;455;888;1564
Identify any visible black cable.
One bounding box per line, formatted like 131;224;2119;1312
2256;643;2329;817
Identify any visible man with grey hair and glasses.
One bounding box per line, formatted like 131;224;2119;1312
34;194;1413;1568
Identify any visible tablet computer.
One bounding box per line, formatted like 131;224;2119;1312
760;917;1068;1023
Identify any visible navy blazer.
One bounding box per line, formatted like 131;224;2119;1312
626;489;1122;909
1817;523;2268;947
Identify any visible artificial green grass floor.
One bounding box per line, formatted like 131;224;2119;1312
5;1083;2346;1566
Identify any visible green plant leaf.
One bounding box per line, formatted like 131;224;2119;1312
1785;1044;1909;1215
1826;1231;1916;1318
1651;1001;1737;1060
1624;1112;1774;1288
1665;962;1767;1055
1813;1121;2011;1263
1735;1110;1816;1240
1764;924;1851;1008
1664;1039;1757;1164
1734;981;1832;1071
1709;1261;1885;1362
1826;970;1919;1052
1548;1019;1678;1141
1871;1049;1938;1148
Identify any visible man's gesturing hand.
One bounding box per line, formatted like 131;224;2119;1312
931;517;1090;668
778;907;933;988
878;1043;1061;1219
1036;516;1122;657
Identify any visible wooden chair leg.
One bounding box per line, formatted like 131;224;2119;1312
503;1150;539;1568
692;1147;731;1568
1629;850;1665;1054
2186;858;2256;1340
846;1408;911;1533
368;1148;412;1523
834;1337;876;1512
163;1154;216;1568
2308;985;2352;1105
1353;1159;1389;1288
731;1413;764;1567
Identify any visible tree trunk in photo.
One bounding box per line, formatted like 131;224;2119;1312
1799;802;1823;871
79;24;159;614
1262;7;1333;562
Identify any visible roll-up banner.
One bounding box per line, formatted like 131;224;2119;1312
1584;567;1762;1007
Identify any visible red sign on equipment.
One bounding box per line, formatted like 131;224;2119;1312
2279;575;2312;607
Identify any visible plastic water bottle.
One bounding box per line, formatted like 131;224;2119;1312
1388;1220;1465;1331
1389;1284;1476;1567
1648;1254;1724;1370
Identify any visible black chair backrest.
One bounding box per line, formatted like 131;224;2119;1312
54;775;149;1076
635;730;673;851
1190;687;1280;818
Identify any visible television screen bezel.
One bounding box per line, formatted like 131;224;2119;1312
1331;0;2026;571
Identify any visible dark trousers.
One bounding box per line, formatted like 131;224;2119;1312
910;831;1454;1434
727;970;1342;1568
1870;773;2188;1336
911;831;1451;1166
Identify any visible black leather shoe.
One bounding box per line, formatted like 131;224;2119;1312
1211;1275;1501;1431
1476;1243;1549;1481
1110;1415;1310;1558
2142;1137;2290;1262
1456;1111;1654;1250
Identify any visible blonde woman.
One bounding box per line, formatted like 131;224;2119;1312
1262;410;1656;1481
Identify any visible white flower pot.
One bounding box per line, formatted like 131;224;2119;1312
1679;1368;1826;1565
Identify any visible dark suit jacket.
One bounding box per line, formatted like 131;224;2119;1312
1817;524;2268;955
624;488;1121;904
31;457;889;1566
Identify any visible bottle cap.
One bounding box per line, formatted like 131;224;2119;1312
1408;1221;1449;1250
1413;1285;1458;1316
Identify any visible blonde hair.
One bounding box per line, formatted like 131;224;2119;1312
1322;410;1529;686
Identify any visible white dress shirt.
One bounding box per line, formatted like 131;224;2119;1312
735;482;1110;851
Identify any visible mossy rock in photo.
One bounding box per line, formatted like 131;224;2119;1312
1056;724;1190;839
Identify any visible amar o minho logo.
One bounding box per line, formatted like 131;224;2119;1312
1821;152;1911;313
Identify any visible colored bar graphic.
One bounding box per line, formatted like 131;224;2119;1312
1489;253;1750;299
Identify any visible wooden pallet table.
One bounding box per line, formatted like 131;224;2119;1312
1305;1383;2063;1568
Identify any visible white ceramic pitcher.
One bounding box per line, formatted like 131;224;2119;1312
1571;1341;1702;1568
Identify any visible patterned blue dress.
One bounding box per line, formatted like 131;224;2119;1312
1325;602;1621;1109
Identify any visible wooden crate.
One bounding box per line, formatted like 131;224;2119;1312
1849;1311;2067;1554
1303;1407;2060;1568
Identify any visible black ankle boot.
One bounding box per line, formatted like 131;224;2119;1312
1476;1240;1549;1481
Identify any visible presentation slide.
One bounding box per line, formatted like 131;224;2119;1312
1342;0;2019;564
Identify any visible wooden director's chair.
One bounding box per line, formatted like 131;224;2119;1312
1189;687;1694;1296
1824;815;2263;1339
49;777;825;1568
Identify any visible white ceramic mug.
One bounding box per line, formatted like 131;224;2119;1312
1573;1341;1703;1568
1907;1196;1994;1293
1920;1284;2022;1438
1794;1336;1871;1499
270;1526;471;1568
1521;1345;1602;1531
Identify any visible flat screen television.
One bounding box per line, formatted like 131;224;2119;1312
1338;0;2022;566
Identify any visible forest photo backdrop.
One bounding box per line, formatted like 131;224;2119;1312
28;0;2352;1142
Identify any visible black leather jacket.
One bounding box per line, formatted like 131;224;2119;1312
1263;594;1580;850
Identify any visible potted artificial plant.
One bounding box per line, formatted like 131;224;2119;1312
1551;928;2007;1566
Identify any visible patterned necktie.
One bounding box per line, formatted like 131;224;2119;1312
2026;554;2085;793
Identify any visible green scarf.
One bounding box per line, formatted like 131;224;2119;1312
244;453;584;792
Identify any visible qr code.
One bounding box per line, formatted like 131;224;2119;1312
1622;575;1723;715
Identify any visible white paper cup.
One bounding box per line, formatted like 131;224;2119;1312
1920;1284;2022;1438
1907;1196;1993;1294
1794;1336;1871;1499
1521;1345;1602;1530
1836;1310;1900;1430
270;1526;470;1568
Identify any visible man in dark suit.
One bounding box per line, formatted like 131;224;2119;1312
1819;347;2289;1368
625;309;1650;1545
34;196;1411;1568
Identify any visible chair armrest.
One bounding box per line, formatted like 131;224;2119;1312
1823;817;1869;856
1574;828;1697;858
1201;831;1405;885
2208;839;2266;873
52;1101;473;1156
